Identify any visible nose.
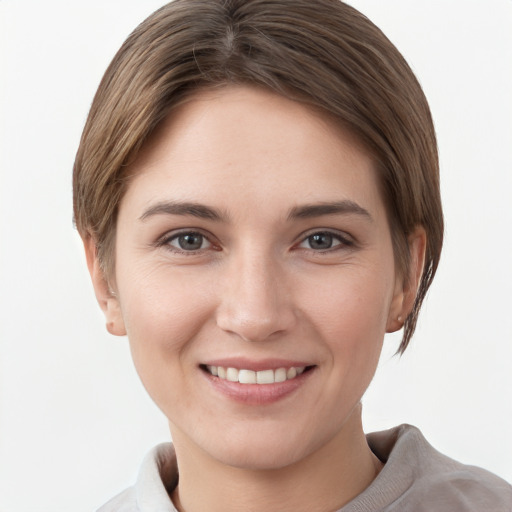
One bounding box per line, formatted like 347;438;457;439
215;250;297;342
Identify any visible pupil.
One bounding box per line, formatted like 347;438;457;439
179;233;202;250
310;233;332;249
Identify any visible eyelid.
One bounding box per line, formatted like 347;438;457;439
295;228;355;250
156;228;219;253
153;227;354;254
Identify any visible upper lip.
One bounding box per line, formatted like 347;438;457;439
201;358;314;372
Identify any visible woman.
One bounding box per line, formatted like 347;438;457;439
73;0;512;510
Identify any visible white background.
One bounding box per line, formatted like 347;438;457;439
1;1;511;510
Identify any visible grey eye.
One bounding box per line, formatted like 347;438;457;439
298;232;347;251
307;233;335;250
170;232;210;251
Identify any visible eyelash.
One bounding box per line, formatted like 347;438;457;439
296;230;354;252
156;229;354;255
157;230;216;254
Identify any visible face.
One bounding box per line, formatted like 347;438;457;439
94;86;411;470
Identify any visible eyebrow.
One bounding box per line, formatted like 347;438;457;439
139;201;226;222
287;200;373;221
139;199;372;223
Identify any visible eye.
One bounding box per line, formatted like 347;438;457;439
166;232;212;252
298;231;351;251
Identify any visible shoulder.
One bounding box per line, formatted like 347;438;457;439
408;464;512;511
96;486;138;512
364;424;512;512
96;443;178;512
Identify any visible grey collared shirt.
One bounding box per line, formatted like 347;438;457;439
97;424;512;512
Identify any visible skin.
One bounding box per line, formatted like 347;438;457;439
85;86;426;512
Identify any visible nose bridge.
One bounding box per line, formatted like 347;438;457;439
216;244;295;342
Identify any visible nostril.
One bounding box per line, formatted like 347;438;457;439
216;309;297;343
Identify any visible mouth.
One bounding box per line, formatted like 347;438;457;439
200;364;315;384
200;361;316;405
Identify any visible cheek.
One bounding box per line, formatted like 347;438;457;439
302;263;394;342
115;263;215;400
299;261;394;390
118;258;213;335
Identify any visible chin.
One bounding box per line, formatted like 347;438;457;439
214;443;306;471
196;424;326;471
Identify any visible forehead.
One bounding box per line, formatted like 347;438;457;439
122;86;384;220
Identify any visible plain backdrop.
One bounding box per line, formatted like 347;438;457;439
1;1;511;510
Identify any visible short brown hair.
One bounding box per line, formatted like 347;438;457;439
73;0;443;352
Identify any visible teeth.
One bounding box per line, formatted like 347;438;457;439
257;369;274;384
226;367;239;382
205;365;307;384
274;368;287;382
238;369;256;384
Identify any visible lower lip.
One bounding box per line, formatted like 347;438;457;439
201;367;315;405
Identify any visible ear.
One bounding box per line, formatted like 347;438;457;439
83;235;126;337
386;226;427;333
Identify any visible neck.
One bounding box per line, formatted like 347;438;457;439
170;404;383;512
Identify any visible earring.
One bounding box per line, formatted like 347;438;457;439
397;315;403;323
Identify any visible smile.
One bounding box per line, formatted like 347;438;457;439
205;365;306;384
